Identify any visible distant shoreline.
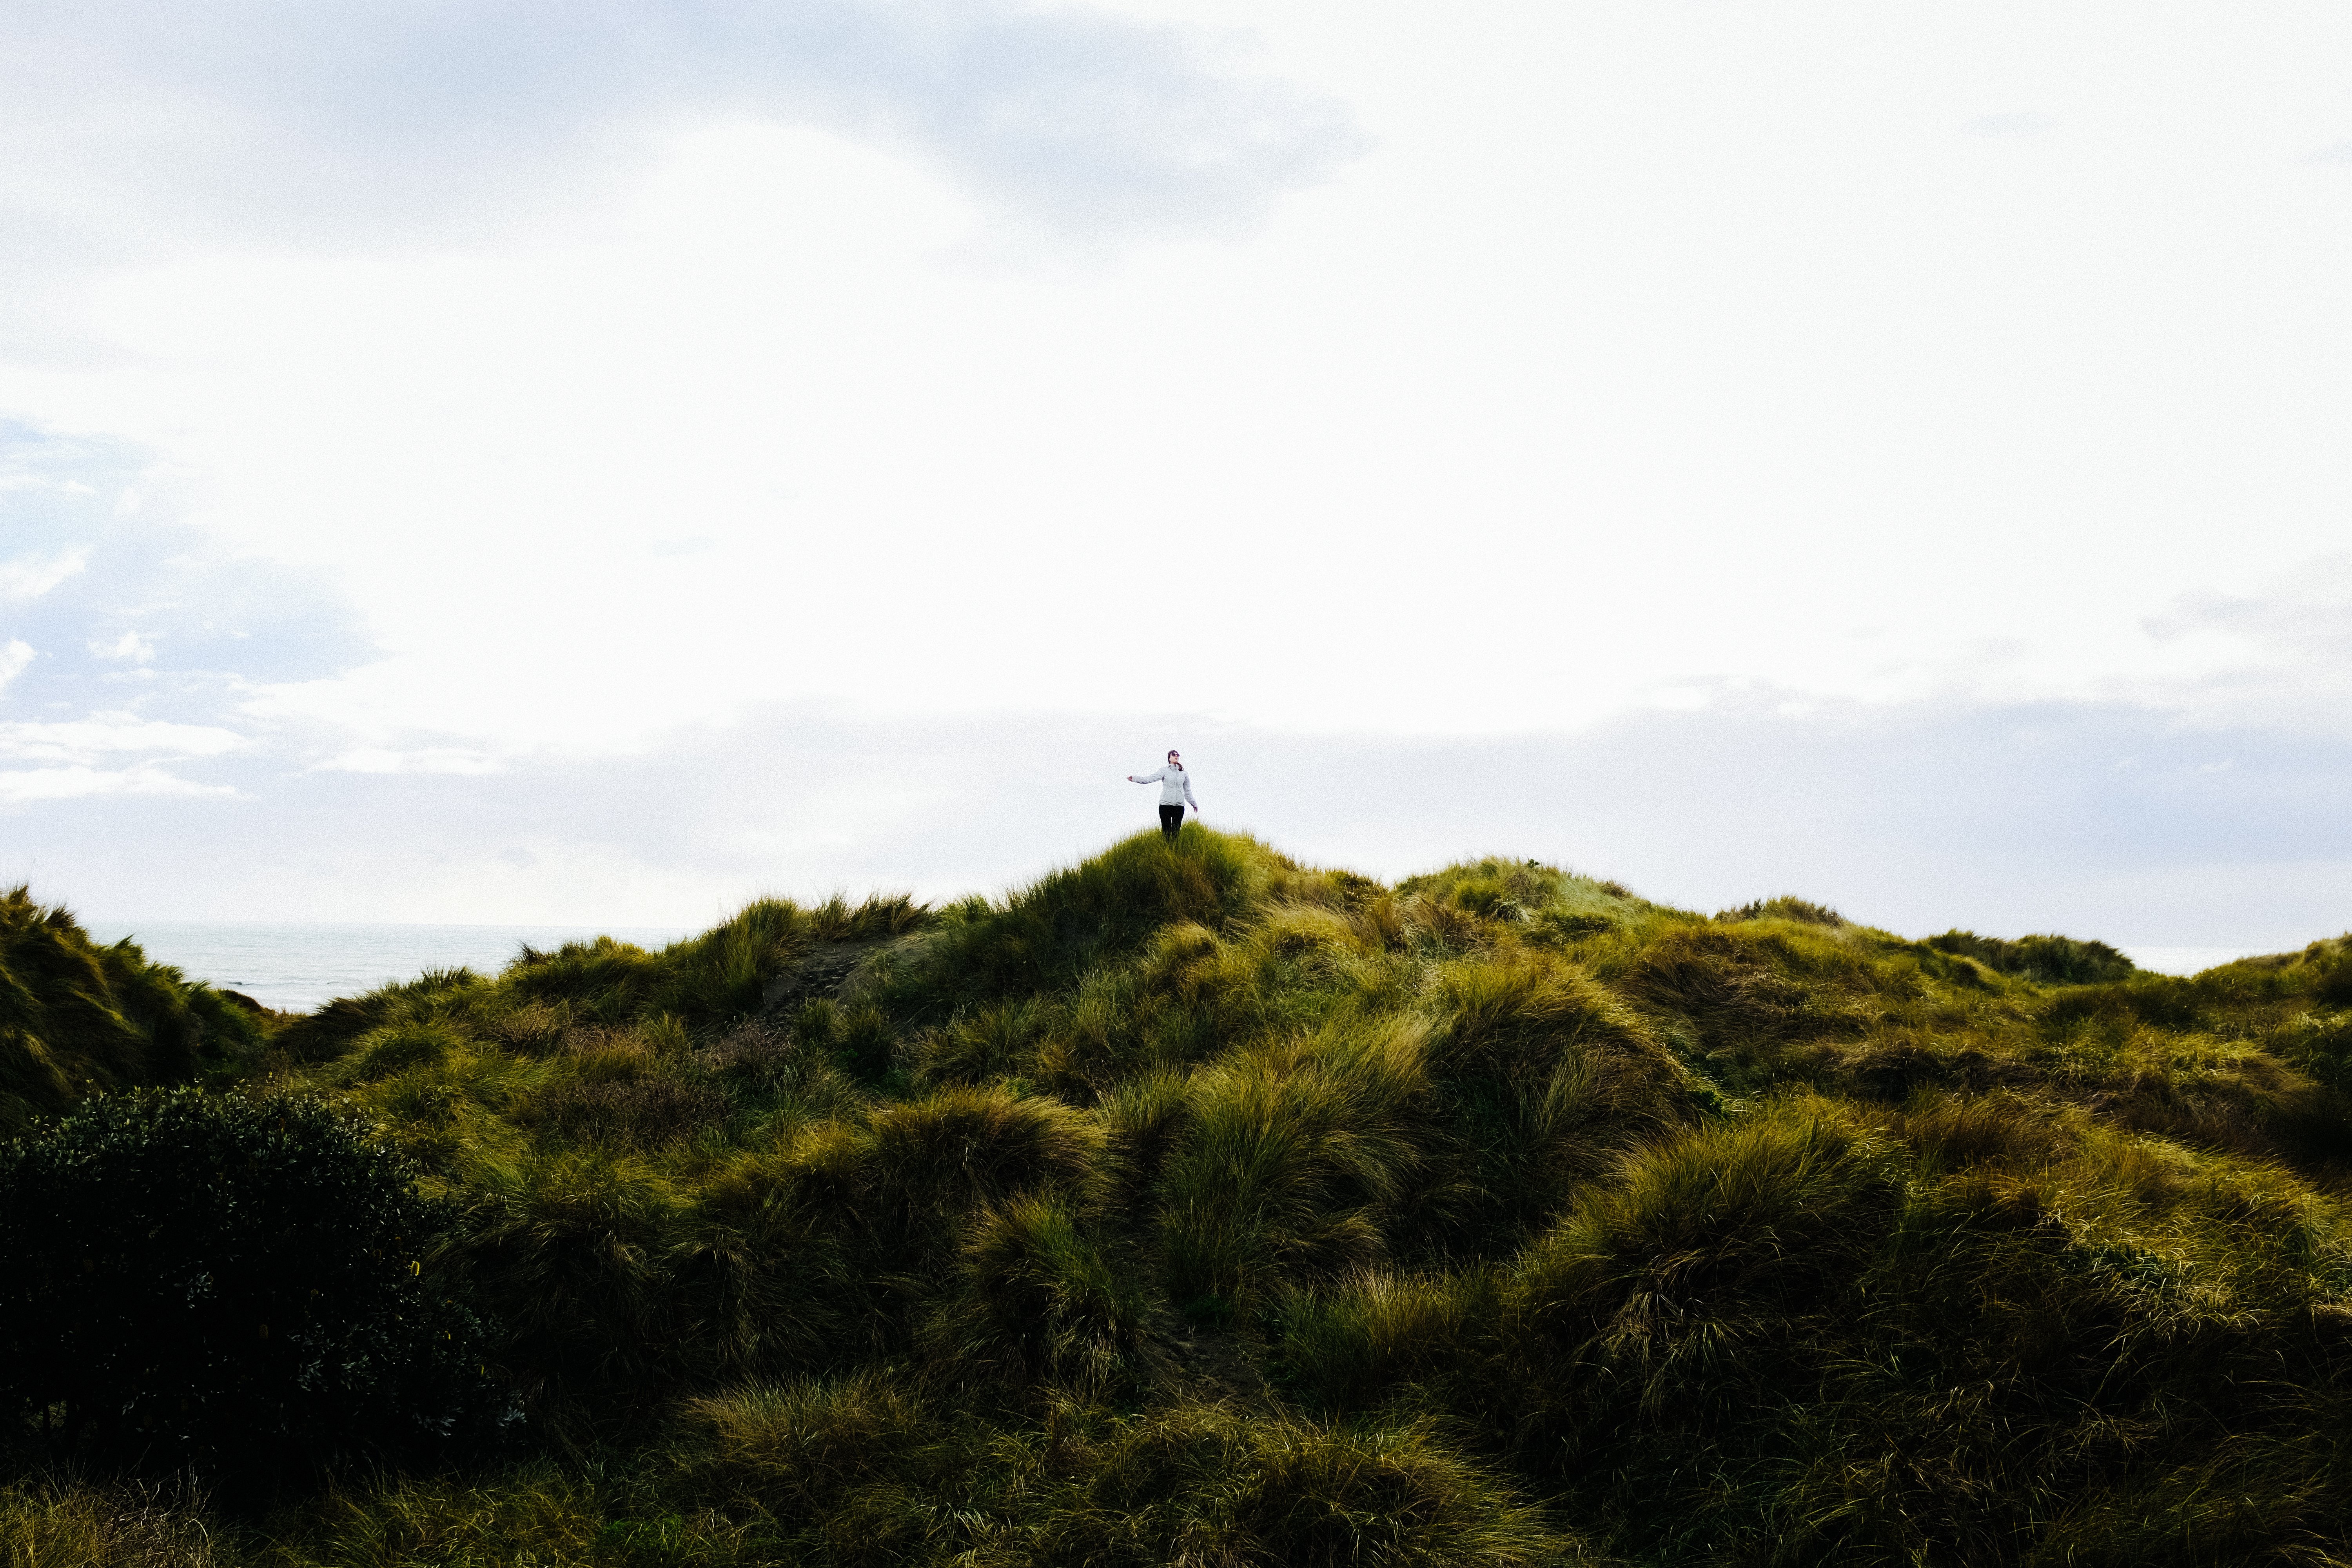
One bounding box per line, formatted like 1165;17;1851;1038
82;920;698;1014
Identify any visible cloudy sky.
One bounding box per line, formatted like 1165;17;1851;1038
2;0;2348;947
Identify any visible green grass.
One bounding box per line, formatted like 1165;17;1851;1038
0;886;265;1131
8;831;2352;1564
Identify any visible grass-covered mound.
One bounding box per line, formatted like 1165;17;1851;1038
7;830;2352;1566
0;886;265;1131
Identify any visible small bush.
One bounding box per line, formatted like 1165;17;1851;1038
0;1088;500;1488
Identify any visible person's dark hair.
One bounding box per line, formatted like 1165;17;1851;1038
1167;750;1183;770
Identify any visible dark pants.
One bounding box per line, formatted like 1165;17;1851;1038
1158;804;1184;844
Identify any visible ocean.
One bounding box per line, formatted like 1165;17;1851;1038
83;922;697;1014
77;922;2274;1016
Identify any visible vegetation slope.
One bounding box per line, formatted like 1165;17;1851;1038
0;885;266;1134
7;831;2352;1566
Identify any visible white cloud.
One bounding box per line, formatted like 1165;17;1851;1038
0;712;243;766
2136;554;2352;728
0;762;234;802
90;629;155;662
8;4;2339;754
0;639;31;692
0;548;86;598
318;746;505;775
0;0;1353;283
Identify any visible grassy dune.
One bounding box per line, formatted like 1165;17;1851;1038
7;830;2352;1565
0;886;267;1133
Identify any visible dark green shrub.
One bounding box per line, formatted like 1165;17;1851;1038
0;1088;502;1487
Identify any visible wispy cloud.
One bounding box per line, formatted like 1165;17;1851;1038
0;763;236;802
6;695;2347;943
2139;553;2352;726
0;640;31;693
0;549;86;599
0;710;245;805
0;0;1357;274
0;712;244;766
319;746;506;776
89;630;156;663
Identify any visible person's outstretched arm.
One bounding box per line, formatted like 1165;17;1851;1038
1129;766;1169;784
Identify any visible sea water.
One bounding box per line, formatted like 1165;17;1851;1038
77;922;2268;1016
2118;946;2273;978
82;922;696;1014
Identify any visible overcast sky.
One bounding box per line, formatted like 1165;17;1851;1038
3;1;2348;947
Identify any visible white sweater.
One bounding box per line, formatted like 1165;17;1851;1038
1134;764;1198;809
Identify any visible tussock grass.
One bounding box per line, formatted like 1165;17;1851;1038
15;830;2352;1564
921;1196;1146;1394
0;887;262;1129
1929;927;2137;985
0;1476;222;1568
673;1381;1577;1567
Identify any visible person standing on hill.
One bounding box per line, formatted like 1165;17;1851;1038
1129;750;1199;844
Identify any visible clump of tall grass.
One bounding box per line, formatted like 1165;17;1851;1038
1412;952;1697;1251
865;1086;1109;1232
1158;1016;1432;1307
1503;1105;1900;1396
0;887;263;1128
1272;1269;1485;1415
674;1382;1576;1567
452;1149;693;1416
877;829;1279;1016
1717;894;1848;926
677;1371;928;1517
1929;927;2137;985
920;1196;1146;1394
0;1476;223;1568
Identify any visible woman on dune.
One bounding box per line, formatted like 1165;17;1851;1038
1129;750;1200;844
